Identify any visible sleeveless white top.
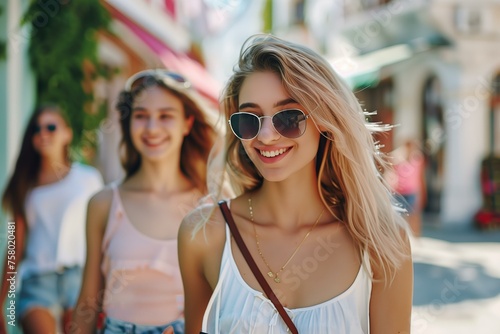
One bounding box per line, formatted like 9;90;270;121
21;163;103;279
202;223;372;333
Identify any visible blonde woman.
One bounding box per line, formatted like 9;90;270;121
179;35;413;334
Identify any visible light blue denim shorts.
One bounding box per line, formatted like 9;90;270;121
18;266;82;319
103;316;185;334
402;193;417;213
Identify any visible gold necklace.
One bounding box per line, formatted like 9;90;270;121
248;197;324;283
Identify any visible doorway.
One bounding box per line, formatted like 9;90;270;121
422;76;445;214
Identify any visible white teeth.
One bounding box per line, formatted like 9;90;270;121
144;138;164;145
259;148;288;158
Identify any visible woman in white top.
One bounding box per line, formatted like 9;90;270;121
178;35;413;334
1;104;103;333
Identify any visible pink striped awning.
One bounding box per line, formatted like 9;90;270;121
107;3;221;106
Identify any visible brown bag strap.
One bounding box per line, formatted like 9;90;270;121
218;200;299;334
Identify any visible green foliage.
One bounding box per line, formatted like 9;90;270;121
262;0;273;33
22;0;111;161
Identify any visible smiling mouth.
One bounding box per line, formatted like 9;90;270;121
258;148;289;158
143;138;166;146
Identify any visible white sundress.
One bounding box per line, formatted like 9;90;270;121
202;222;372;334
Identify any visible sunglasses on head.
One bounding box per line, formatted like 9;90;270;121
34;124;57;134
124;69;191;92
228;109;309;140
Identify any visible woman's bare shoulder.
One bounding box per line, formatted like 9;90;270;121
368;226;412;280
178;201;228;286
179;202;227;247
89;185;114;208
86;185;115;230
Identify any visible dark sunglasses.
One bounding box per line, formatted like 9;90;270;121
34;124;57;134
228;109;309;140
124;69;191;92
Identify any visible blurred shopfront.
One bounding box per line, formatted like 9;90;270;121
325;0;499;225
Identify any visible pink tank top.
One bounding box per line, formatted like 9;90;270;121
394;159;423;195
101;184;184;325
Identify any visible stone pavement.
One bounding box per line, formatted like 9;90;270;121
411;222;500;334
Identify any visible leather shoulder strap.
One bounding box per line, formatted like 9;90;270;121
218;200;299;334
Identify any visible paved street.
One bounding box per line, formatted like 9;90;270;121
411;222;500;334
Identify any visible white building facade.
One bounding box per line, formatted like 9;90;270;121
227;0;500;226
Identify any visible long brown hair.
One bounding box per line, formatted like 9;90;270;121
116;73;218;193
2;104;71;221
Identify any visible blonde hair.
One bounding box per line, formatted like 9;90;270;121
204;34;409;280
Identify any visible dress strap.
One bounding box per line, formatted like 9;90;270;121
218;200;299;334
101;183;123;251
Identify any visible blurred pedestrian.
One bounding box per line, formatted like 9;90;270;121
71;69;219;334
0;104;103;334
389;138;427;237
179;35;413;334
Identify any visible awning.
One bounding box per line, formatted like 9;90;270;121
105;2;221;106
339;2;451;56
105;0;190;52
331;43;413;89
332;2;452;89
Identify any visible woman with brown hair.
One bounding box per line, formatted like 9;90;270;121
72;70;219;334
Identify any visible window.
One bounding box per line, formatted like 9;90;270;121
292;0;306;25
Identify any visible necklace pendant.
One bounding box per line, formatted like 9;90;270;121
267;272;275;278
274;277;281;283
